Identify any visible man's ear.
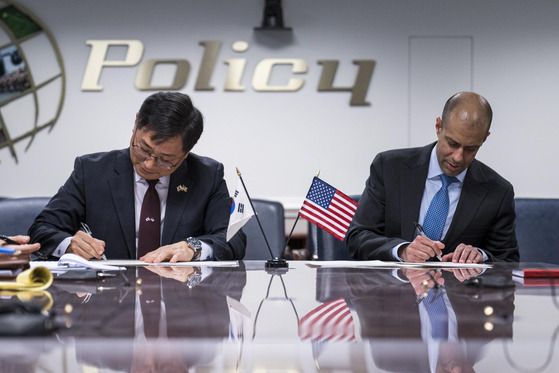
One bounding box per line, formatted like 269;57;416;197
435;116;442;134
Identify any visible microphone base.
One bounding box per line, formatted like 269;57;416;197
265;257;289;269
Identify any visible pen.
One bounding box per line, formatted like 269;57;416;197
80;222;107;260
0;247;22;255
414;221;442;261
0;234;21;246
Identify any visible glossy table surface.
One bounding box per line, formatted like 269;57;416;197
1;260;559;372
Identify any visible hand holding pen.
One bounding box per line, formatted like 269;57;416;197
395;221;446;262
80;223;107;260
0;234;40;254
66;223;107;260
414;222;443;261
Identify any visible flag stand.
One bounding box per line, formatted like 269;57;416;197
237;168;288;268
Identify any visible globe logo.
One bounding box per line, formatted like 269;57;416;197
0;1;65;164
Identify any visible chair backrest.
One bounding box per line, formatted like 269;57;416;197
515;198;559;264
243;199;285;260
311;194;361;261
0;197;51;236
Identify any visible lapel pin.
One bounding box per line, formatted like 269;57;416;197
177;185;188;193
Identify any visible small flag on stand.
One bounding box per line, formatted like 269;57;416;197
226;179;255;242
298;177;358;241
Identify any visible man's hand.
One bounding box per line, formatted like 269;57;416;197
1;235;40;254
140;241;194;263
443;267;483;282
144;265;195;282
401;268;445;295
441;243;483;263
399;235;445;263
67;231;106;259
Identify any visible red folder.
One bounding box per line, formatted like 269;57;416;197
523;269;559;278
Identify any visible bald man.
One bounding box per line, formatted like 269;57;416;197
346;92;519;263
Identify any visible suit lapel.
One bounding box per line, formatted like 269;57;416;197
108;149;136;258
399;144;433;239
162;160;194;244
444;159;488;244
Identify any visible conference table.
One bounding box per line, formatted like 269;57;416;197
1;260;559;372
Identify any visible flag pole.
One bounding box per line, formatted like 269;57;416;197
237;168;288;268
283;171;320;253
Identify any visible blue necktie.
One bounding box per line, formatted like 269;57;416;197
422;174;457;241
424;288;449;340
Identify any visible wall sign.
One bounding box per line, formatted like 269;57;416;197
81;40;375;106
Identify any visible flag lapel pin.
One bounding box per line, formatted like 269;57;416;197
177;185;188;193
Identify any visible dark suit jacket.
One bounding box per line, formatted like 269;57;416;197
29;149;246;260
346;143;519;262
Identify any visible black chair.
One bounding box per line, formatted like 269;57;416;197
242;199;285;260
514;198;559;264
310;195;360;261
0;197;50;236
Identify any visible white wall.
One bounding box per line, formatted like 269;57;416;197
2;0;558;213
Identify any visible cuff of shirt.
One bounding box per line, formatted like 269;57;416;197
196;241;213;261
391;242;409;262
53;236;72;258
477;247;488;262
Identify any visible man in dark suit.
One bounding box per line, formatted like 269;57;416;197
346;92;518;262
30;92;245;261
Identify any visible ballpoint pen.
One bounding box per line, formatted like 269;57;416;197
0;234;21;246
80;222;107;260
414;221;442;261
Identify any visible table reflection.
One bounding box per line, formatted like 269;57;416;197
49;263;246;371
316;266;516;372
3;261;559;372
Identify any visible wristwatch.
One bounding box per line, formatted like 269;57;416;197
186;237;202;261
187;267;202;288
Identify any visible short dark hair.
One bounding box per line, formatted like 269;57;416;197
136;92;204;153
441;92;493;132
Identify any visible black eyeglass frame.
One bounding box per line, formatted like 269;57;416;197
131;129;187;169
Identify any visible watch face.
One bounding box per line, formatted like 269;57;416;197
187;274;202;288
187;237;202;250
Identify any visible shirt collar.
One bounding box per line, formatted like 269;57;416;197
428;144;467;183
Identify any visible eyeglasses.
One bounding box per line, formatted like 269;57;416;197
131;131;185;169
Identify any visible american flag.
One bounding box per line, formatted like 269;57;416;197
298;177;358;241
298;297;355;342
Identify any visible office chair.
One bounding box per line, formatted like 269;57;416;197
514;198;559;264
0;197;50;236
311;194;360;261
242;199;285;260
